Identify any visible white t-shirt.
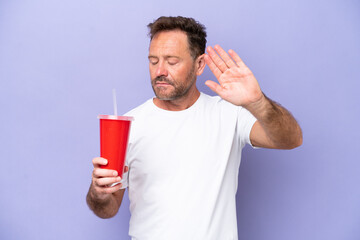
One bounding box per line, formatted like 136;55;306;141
122;92;257;240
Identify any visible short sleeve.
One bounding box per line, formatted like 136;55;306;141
119;171;128;189
237;106;257;148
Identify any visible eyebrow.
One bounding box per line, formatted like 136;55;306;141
148;55;180;59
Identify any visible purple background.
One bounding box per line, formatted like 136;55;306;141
1;0;359;239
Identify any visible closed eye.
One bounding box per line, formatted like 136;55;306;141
168;61;178;65
167;57;179;65
148;56;158;65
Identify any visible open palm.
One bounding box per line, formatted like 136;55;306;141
204;45;263;107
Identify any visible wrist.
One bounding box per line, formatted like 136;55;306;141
89;183;111;202
243;92;268;115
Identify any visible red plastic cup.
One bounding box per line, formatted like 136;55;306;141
98;115;134;178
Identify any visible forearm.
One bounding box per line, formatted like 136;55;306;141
86;184;120;219
246;93;303;149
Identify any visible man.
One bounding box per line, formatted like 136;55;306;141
86;16;302;239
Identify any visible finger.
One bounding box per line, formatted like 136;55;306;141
214;45;237;68
93;168;118;178
95;176;122;187
92;157;108;167
124;166;129;173
228;49;246;68
100;183;123;194
205;80;224;96
94;182;123;195
204;54;222;79
206;46;228;73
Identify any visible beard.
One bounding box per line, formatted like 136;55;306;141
151;65;197;101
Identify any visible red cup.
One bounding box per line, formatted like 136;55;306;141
98;115;134;178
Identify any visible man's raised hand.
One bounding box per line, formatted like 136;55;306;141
204;45;264;108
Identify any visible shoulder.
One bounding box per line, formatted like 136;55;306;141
200;92;255;124
123;98;154;118
199;92;239;112
200;92;222;104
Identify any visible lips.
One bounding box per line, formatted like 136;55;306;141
156;82;171;86
153;76;174;86
153;79;175;87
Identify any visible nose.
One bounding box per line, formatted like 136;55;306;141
155;61;168;77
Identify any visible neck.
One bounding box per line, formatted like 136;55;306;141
153;87;200;111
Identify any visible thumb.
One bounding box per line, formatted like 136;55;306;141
205;80;222;96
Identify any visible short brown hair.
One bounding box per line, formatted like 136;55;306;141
147;16;207;59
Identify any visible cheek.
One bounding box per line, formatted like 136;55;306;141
174;66;190;80
167;68;177;79
149;66;157;78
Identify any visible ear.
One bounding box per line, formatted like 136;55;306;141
195;54;206;76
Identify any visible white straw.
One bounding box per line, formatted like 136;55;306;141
112;88;118;116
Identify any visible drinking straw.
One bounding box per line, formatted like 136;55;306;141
112;88;118;116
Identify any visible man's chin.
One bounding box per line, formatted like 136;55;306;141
153;88;176;101
155;94;177;101
152;85;190;101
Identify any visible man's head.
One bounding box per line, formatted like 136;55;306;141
148;16;207;59
147;16;207;101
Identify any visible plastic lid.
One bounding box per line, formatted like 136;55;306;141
98;115;134;121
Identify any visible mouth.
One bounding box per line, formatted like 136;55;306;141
154;81;173;87
156;82;171;86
